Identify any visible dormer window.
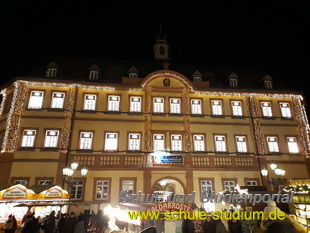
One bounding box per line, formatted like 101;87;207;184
228;73;239;87
128;67;139;78
129;73;137;78
261;75;273;89
46;68;57;78
89;71;99;80
193;77;201;82
264;80;273;89
230;79;238;87
192;70;202;82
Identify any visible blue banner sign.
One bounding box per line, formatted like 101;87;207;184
154;155;183;164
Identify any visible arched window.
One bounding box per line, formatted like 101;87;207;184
159;46;165;55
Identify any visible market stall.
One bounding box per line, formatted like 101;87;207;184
0;184;70;227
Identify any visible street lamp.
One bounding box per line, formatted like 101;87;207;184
62;162;88;213
261;163;286;190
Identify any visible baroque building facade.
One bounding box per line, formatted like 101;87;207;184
0;33;309;215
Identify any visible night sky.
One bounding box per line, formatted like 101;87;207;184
1;1;310;106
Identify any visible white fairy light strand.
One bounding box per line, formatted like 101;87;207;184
0;88;7;116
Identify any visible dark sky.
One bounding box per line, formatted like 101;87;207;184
1;0;310;103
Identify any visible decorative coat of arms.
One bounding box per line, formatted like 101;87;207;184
163;78;170;87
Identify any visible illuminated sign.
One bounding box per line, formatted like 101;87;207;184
154;155;183;164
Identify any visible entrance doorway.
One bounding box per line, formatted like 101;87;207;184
152;177;185;202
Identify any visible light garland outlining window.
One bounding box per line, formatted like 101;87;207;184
0;88;7;116
1;82;28;153
0;80;309;158
182;88;191;152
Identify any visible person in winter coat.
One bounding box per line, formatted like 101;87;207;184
22;214;40;233
74;215;85;233
4;214;17;233
63;212;78;233
95;210;109;233
228;219;242;233
202;216;216;233
45;210;56;233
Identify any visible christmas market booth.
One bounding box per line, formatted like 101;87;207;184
0;184;70;227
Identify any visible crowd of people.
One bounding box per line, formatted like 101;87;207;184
3;209;109;233
181;202;307;233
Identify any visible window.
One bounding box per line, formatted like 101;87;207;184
96;180;110;200
21;130;36;147
264;80;273;89
51;92;65;109
104;133;118;151
153;134;165;151
159;46;165;55
170;98;181;114
89;71;99;80
171;134;182;151
201;180;213;195
267;136;279;153
70;180;83;200
108;95;120;111
215;135;226;152
193;77;201;82
193;135;205;152
79;132;93;150
28;91;44;109
280;102;292;118
128;133;141;151
130;96;142;113
121;179;135;194
246;181;257;186
14;180;28;186
153;97;164;113
261;102;272;117
83;94;97;111
44;130;59;148
191;99;202;115
211;100;223;116
38;180;52;185
231;101;243;116
46;68;57;78
286;137;299;153
229;79;238;87
129;73;137;78
223;181;235;192
235;136;247;153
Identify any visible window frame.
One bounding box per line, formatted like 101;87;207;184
128;132;142;151
230;100;243;117
153;97;165;113
93;177;111;203
83;93;98;111
46;68;57;78
222;178;237;192
153;133;165;151
20;128;37;148
70;179;85;201
28;90;45;109
192;134;206;152
260;101;273;118
89;70;99;80
78;131;94;151
50;91;66;109
234;135;248;153
285;136;299;154
198;178;215;200
169;97;181;114
107;95;121;112
170;133;183;152
43;129;60;148
104;132;119;151
210;99;223;116
279;102;292;119
190;98;203;115
129;96;142;113
214;134;228;153
119;177;137;195
266;135;280;153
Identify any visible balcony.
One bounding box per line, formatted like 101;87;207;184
71;154;259;170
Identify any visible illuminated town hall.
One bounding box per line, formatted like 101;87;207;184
0;30;309;232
